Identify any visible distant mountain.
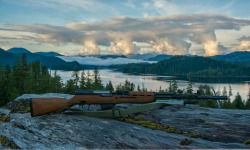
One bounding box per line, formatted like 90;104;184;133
211;51;250;62
0;48;18;66
127;53;158;60
97;55;127;59
13;52;83;70
0;47;84;70
147;54;172;61
7;47;31;54
35;52;64;57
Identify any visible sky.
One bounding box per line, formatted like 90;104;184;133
1;0;250;56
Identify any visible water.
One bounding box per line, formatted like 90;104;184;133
54;69;250;100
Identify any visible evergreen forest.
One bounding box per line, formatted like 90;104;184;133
110;56;250;82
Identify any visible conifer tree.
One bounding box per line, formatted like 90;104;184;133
197;85;216;108
85;71;93;89
245;91;250;109
10;57;23;98
171;79;178;92
222;100;233;109
71;68;79;89
168;81;172;92
0;65;11;105
79;71;86;89
115;79;135;91
232;92;245;109
51;70;63;93
229;85;233;97
137;85;141;91
186;81;193;94
222;87;227;96
141;83;147;92
64;79;75;94
93;67;103;90
216;87;221;96
105;80;114;91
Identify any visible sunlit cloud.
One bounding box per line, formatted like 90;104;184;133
231;36;250;51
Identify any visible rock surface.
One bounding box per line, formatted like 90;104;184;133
0;93;250;149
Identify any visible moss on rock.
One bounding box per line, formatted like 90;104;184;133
12;122;26;130
0;114;10;123
5;99;30;113
244;139;250;146
119;117;201;139
0;135;20;149
179;139;193;145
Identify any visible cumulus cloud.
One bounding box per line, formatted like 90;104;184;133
58;56;155;66
4;14;250;56
231;36;250;51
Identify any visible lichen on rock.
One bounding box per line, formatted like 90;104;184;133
179;139;193;145
0;114;10;123
119;116;201;139
0;135;20;149
5;98;30;113
244;139;250;146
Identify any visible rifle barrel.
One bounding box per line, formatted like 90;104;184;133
155;92;228;100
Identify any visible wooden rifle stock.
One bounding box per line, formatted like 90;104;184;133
30;91;155;117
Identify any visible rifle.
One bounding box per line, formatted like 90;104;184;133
30;90;228;117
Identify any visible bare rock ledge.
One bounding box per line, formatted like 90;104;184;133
0;93;250;149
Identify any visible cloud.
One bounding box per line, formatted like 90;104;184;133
58;56;155;66
151;0;180;15
238;36;250;41
3;14;250;56
231;36;250;51
3;0;114;13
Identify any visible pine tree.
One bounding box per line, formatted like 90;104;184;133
168;81;172;92
79;71;86;89
71;68;79;89
222;100;233;109
232;92;245;109
10;57;23;99
51;70;63;93
93;68;103;90
137;85;141;91
21;54;29;93
141;83;147;92
115;80;135;91
216;87;221;96
159;86;162;92
229;85;233;97
64;79;75;94
245;92;250;109
85;71;93;89
222;87;227;96
171;79;178;92
105;80;114;91
186;81;193;94
0;66;4;106
0;65;11;105
197;85;216;108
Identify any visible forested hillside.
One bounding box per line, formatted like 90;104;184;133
110;56;250;77
0;48;17;66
